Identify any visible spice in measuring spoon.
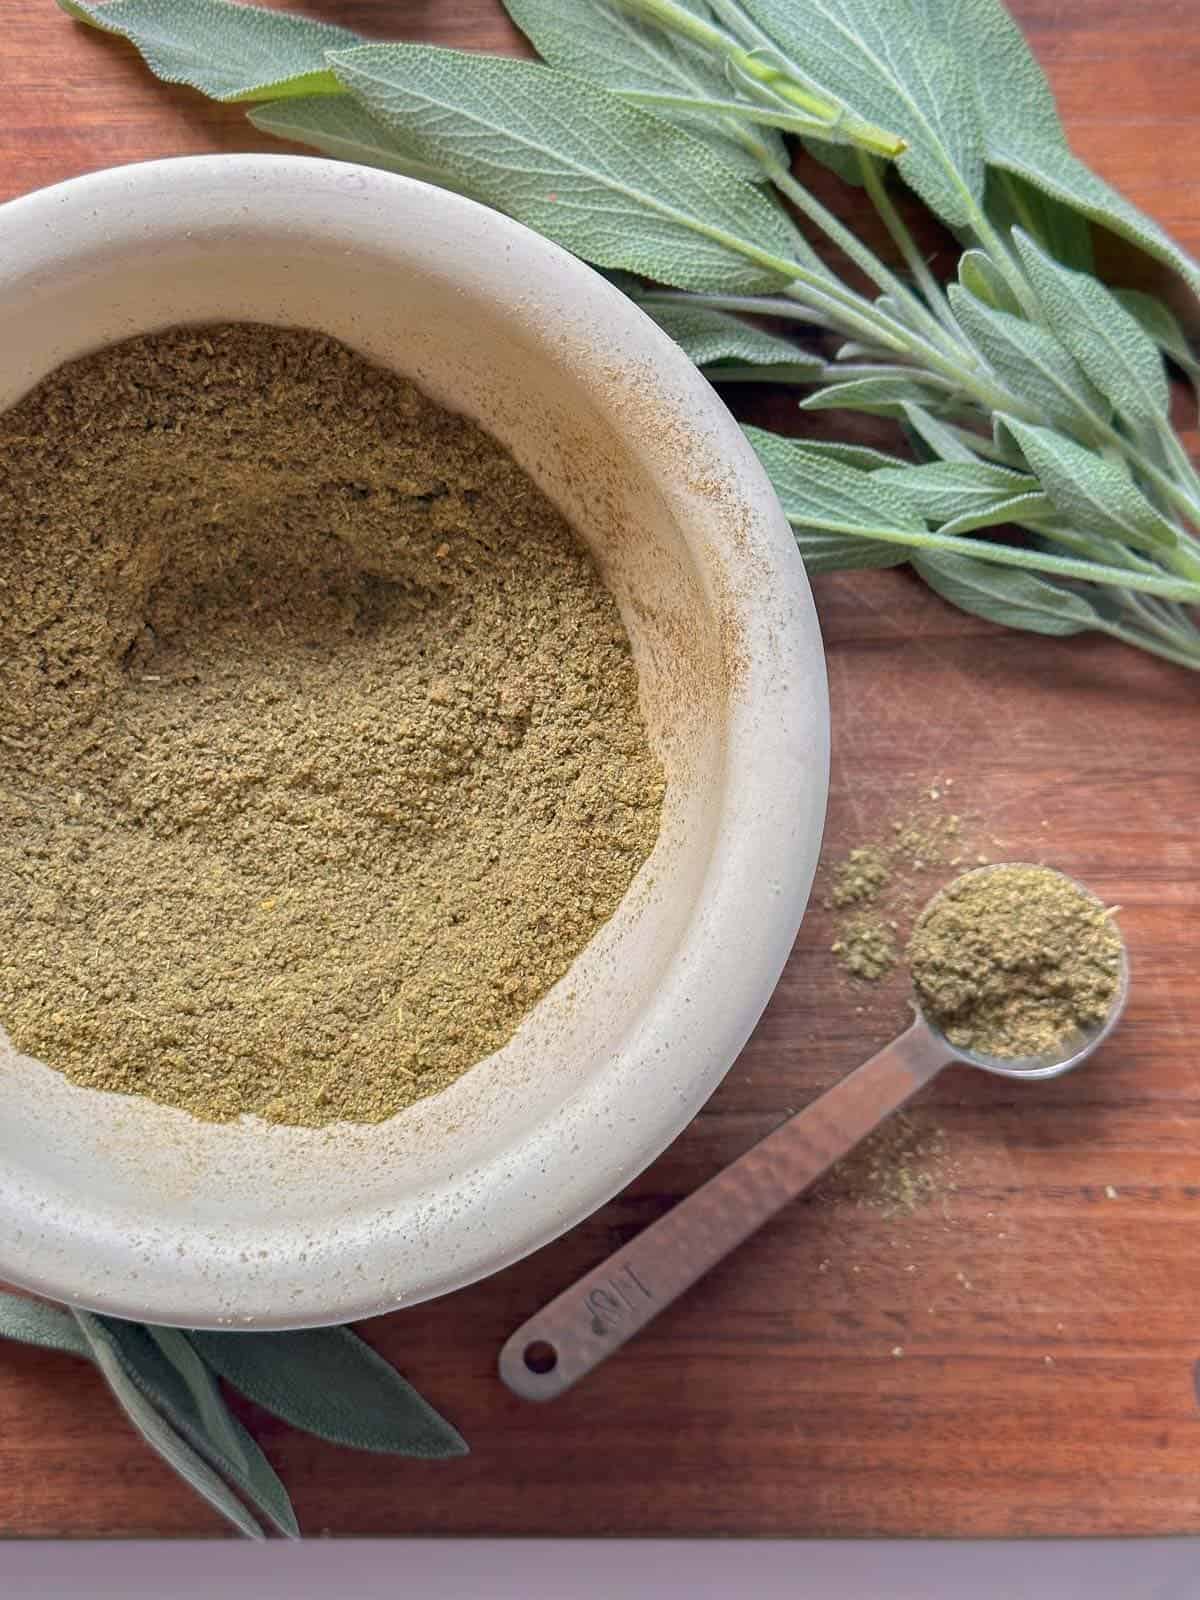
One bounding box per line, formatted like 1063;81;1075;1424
906;864;1123;1060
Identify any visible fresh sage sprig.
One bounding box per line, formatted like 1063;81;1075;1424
0;1288;465;1538
56;0;1200;668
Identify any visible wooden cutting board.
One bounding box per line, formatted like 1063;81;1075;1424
2;0;1198;1539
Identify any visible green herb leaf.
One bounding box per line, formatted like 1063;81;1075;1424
913;549;1104;636
58;0;359;102
789;440;903;471
704;361;831;383
248;96;473;194
947;285;1109;436
743;423;923;572
74;1313;266;1540
502;0;785;178
832;341;880;363
872;459;1039;524
800;375;953;416
733;0;986;227
634;298;820;376
749;426;1199;599
0;1289;91;1357
1002;416;1180;553
189;1327;468;1459
983;168;1094;273
938;0;1200;293
96;1318;299;1538
900;403;1005;467
990;414;1029;467
1013;230;1170;429
788;530;910;574
801;136;867;187
329;44;804;294
147;1326;251;1478
1113;290;1200;389
901;402;981;464
613;0;905;156
958;249;1022;316
937;489;1054;536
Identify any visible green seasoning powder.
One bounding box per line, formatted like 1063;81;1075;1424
0;324;664;1127
907;864;1123;1059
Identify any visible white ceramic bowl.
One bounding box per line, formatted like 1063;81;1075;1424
0;156;828;1327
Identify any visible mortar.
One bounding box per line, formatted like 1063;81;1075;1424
0;156;828;1326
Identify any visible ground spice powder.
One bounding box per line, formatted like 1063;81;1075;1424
824;791;974;983
830;846;890;909
907;865;1122;1058
0;324;664;1126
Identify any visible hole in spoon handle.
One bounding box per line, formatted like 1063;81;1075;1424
499;1019;947;1400
499;1253;662;1400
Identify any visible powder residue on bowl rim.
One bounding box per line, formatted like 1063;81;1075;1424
0;323;665;1127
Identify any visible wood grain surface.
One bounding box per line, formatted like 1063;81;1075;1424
2;0;1199;1541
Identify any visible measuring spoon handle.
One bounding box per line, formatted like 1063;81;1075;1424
498;1018;948;1400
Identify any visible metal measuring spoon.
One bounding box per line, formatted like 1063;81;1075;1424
499;865;1129;1401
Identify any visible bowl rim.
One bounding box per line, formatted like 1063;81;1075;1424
0;153;829;1327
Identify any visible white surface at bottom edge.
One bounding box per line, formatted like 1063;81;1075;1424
0;1539;1196;1599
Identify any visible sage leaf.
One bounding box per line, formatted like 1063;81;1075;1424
189;1327;468;1459
788;530;909;574
958;249;1022;316
502;0;785;178
913;550;1104;636
983;167;1094;273
947;285;1109;437
937;0;1200;293
750;428;1198;599
704;361;828;383
147;1326;250;1478
733;0;986;228
1014;230;1170;429
800;375;954;416
743;422;923;572
1112;292;1198;367
791;440;902;471
634;299;820;375
58;0;359;103
616;88;846;140
74;1313;265;1540
901;402;984;464
937;489;1054;537
1113;290;1200;389
834;342;880;363
95;1318;299;1539
801;136;867;188
1002;416;1179;553
248;97;473;195
0;1289;90;1358
329;45;805;294
991;414;1029;467
872;459;1039;524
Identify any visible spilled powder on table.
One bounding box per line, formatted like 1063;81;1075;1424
810;781;989;1214
814;1112;959;1219
823;782;987;983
